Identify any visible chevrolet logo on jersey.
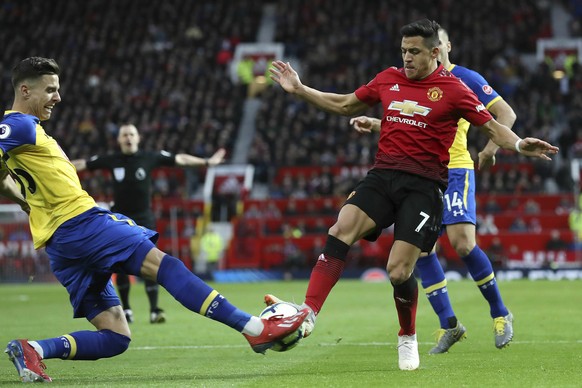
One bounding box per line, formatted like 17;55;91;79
388;100;431;117
388;100;431;116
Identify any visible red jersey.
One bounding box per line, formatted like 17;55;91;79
355;65;493;184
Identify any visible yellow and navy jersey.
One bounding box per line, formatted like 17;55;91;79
0;111;96;248
447;64;503;169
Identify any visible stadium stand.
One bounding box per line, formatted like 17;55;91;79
0;0;581;281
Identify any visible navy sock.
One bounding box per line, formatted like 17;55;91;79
157;255;251;331
37;330;130;360
416;253;456;329
462;245;508;318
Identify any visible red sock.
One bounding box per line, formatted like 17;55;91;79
304;254;345;315
393;276;418;336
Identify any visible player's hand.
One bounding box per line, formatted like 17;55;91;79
207;148;226;166
270;61;302;93
477;151;496;170
518;138;559;160
350;116;373;133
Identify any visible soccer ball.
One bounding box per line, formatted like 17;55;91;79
259;302;304;352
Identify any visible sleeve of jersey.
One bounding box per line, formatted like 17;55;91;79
454;81;493;126
354;76;380;106
158;150;177;166
460;68;502;109
0;115;37;157
86;154;107;170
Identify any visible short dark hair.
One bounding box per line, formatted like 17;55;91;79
400;19;441;49
11;57;60;89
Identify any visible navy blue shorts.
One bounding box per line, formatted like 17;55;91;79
47;207;158;320
442;168;477;226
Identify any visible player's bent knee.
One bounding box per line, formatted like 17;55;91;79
386;266;411;284
102;329;132;357
452;242;475;258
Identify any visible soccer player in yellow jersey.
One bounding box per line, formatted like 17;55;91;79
349;27;517;354
1;57;308;383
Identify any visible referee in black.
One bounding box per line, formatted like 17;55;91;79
72;123;225;323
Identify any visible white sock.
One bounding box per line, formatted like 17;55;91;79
27;341;44;358
241;316;265;336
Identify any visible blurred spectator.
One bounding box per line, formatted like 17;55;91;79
181;218;196;238
523;198;541;214
309;218;329;235
199;227;225;277
212;175;242;221
509;217;529;232
282;238;306;280
263;201;282;218
487;237;507;269
243;203;263;219
283;200;300;217
527;217;542;233
321;198;338;215
555;196;573;215
282;222;303;239
483;198;502;214
568;196;582;240
545;229;569;251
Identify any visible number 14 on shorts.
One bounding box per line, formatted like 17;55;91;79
444;192;465;217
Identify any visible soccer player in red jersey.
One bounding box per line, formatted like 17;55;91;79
267;19;558;370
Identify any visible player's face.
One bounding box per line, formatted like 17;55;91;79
401;36;439;80
23;75;61;121
437;30;451;64
117;125;140;155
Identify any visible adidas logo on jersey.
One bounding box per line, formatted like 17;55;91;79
390;84;400;91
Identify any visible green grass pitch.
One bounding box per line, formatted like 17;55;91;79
1;279;581;387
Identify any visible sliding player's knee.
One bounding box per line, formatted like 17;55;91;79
103;329;132;356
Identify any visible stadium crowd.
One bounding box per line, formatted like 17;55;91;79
1;0;580;201
249;0;580;196
0;0;579;284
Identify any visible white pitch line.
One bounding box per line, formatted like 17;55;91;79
129;340;582;351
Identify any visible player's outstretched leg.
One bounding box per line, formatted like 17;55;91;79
264;294;317;338
461;246;512;348
416;253;467;354
154;254;308;353
5;340;52;383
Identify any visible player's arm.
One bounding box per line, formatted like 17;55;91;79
270;60;368;116
70;159;87;171
175;148;226;167
478;119;558;160
0;169;30;214
478;99;517;170
349;116;381;133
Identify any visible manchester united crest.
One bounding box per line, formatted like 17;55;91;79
427;87;443;102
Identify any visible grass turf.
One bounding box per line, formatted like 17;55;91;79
1;279;581;387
